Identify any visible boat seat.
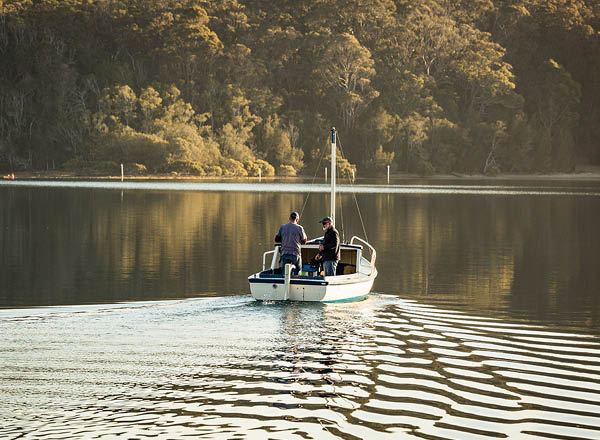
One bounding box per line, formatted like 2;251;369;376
258;269;324;280
259;269;283;278
336;263;356;275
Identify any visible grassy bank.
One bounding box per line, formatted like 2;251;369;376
5;166;600;182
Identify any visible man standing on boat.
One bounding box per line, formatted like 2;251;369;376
316;217;340;276
275;211;307;275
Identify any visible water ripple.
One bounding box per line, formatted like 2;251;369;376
1;296;600;439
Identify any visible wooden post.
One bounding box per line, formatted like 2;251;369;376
121;163;124;182
325;167;327;182
258;168;261;181
387;165;390;184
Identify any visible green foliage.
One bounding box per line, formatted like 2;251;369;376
205;165;223;177
62;158;89;171
278;165;297;177
258;114;304;171
218;92;261;164
104;129;171;172
91;85;224;171
322;153;356;179
89;161;120;176
397;113;430;172
416;159;436;177
365;146;394;175
244;161;261;177
1;0;599;174
220;158;248;177
255;160;275;177
130;163;148;175
99;85;137;127
428;118;464;173
163;159;206;176
500;113;535;172
62;158;120;176
245;159;275;177
528;59;581;171
312;142;358;179
317;33;379;129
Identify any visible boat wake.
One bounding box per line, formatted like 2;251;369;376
1;295;600;439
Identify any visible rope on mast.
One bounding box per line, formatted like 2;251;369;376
336;133;369;243
338;178;345;243
299;136;328;219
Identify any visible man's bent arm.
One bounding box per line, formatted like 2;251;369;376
323;231;338;250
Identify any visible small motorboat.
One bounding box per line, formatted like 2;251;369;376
248;128;377;302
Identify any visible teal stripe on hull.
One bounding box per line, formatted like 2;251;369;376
321;294;369;303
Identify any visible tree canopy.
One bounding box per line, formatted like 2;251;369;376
1;0;599;175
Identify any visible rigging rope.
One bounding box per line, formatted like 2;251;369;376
338;181;345;243
299;137;327;219
336;134;369;243
298;131;369;246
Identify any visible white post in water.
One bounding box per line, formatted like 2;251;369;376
121;163;124;182
325;167;327;182
387;165;390;184
258;168;261;181
351;168;355;182
283;263;292;300
330;127;336;224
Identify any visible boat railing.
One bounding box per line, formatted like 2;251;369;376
262;250;276;271
350;236;376;270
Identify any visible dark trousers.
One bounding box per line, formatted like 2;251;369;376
324;259;338;276
281;254;301;275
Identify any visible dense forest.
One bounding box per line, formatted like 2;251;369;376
1;0;599;176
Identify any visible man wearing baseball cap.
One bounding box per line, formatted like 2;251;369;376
275;211;307;275
315;216;340;276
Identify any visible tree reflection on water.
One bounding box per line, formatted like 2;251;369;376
1;183;599;330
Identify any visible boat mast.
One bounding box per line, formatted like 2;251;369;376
330;127;336;224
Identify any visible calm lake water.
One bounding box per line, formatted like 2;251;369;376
1;179;600;439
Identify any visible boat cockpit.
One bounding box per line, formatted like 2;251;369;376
257;238;372;279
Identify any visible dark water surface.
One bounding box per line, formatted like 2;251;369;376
1;180;600;439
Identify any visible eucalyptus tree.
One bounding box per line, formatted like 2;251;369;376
303;0;397;48
257;114;304;173
316;33;378;130
528;59;581;171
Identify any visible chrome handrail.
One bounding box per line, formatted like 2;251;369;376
262;250;276;271
349;236;377;269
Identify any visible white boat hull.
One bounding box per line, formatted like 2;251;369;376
248;270;376;302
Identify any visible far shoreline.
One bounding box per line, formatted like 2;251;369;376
3;166;600;182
